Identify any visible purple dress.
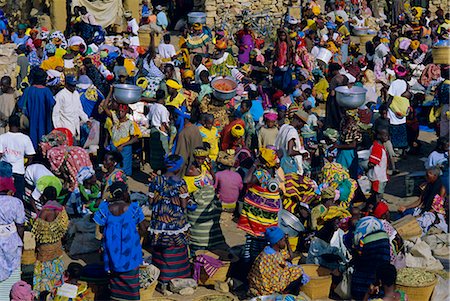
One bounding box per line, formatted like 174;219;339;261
238;32;254;64
0;195;25;281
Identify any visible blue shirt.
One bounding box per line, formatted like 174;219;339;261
94;201;144;272
236;98;264;122
11;33;28;45
307;96;316;108
157;12;168;29
142;5;150;17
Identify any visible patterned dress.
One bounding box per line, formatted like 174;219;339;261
248;246;304;296
148;175;191;282
184;166;225;253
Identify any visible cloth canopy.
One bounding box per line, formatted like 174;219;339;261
72;0;124;28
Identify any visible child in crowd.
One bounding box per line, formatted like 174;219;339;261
214;151;243;211
0;76;18;134
198;113;219;162
302;87;316;108
198;70;213;103
258;111;279;148
368;128;389;198
158;34;176;63
240;99;255;149
53;263;93;301
103;89;142;176
374;105;397;174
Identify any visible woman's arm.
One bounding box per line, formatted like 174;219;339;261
287;138;301;157
102;87;114;118
243;164;258;185
117;136;139;152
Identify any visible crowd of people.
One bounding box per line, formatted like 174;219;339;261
0;0;448;300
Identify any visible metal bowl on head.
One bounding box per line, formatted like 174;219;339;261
113;84;142;104
187;12;206;24
211;76;238;101
335;86;367;109
278;209;305;237
353;27;369;36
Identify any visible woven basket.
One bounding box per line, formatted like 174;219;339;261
432;46;450;65
299;264;332;300
138;30;160;48
21;249;36;265
392;215;422;240
194;294;237;301
139;265;159;299
397;277;437;301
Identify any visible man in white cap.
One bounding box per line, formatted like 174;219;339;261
156;5;168;31
124;11;140;46
52;75;89;139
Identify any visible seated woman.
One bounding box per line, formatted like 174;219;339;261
398;166;447;217
307;206;350;275
248;226;308;296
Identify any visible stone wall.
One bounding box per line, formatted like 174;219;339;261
204;0;295;29
428;0;450;15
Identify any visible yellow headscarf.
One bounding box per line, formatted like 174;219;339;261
166;79;182;91
215;40;227;50
412;6;423;18
312;6;321;16
231;124;245;138
410;40;420;50
321;206;351;221
259;148;278;168
193;148;210;157
193;23;202;31
182;69;194;79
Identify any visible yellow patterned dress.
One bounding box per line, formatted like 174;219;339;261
248;246;304;296
32;206;69;295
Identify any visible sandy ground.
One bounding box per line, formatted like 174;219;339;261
135;130;438;300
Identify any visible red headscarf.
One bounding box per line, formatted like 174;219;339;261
373;202;389;219
0;176;16;193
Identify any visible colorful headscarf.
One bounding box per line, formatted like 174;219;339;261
77;166;95;184
45;43;57;54
259;147;278;167
321;206;351;221
192;23;202;31
264;110;278;121
394;65;408;77
373;201;389;219
215;40;227;50
193;147;209;157
18;23;27;30
0;176;15;193
182;69;194;79
164;155;184;172
166;79;182;91
353;216;384;246
410;40;420;50
231;124;245;138
10;280;35;301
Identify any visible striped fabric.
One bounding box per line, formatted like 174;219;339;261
188;186;225;250
110;267;140;301
283;173;318;212
152;245;191;283
237;186;281;237
0;267;21;301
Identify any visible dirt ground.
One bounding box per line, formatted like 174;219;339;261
137;130;438;300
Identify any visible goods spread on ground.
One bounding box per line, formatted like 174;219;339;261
396;268;436;287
